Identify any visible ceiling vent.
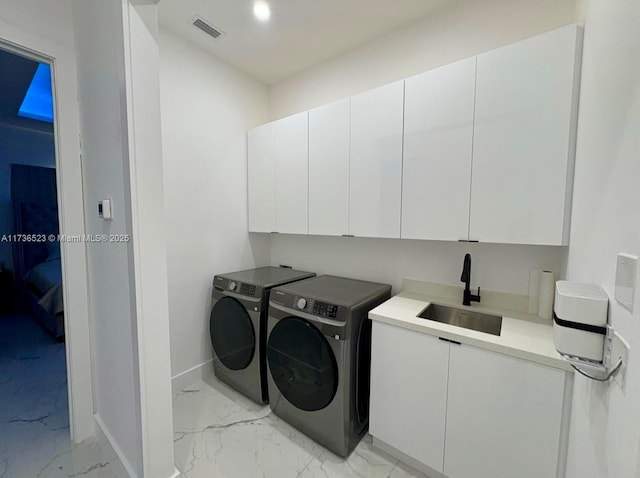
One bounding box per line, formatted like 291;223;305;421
191;15;224;40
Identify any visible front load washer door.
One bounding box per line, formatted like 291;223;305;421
267;317;338;411
210;296;255;371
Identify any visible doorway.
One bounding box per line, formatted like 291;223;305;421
0;46;74;477
0;17;94;468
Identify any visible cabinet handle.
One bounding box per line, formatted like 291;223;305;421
438;337;461;345
342;234;354;237
458;239;479;243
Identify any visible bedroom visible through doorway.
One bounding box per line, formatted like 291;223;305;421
0;47;71;476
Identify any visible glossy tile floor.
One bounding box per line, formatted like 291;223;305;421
0;313;115;478
173;376;428;478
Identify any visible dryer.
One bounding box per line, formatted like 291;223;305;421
209;267;315;404
266;275;391;457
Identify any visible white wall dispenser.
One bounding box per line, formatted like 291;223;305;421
553;281;623;381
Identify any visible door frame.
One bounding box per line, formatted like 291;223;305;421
0;21;95;442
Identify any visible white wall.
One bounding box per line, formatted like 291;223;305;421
267;0;582;296
121;3;175;477
271;235;565;295
0;124;55;270
564;1;640;477
0;0;75;48
269;0;581;119
72;0;142;475
158;28;270;386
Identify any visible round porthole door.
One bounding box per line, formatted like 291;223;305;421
209;296;255;371
267;317;338;411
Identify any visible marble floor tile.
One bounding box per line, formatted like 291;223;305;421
173;376;427;478
0;313;116;478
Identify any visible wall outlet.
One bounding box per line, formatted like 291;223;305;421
615;253;637;312
612;331;630;393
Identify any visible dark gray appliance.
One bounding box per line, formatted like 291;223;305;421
209;266;315;404
266;275;391;457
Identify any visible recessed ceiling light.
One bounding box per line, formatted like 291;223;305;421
253;1;271;22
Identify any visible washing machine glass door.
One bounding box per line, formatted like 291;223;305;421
210;296;255;370
267;317;338;412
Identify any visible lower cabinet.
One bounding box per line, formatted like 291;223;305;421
370;322;449;472
370;321;570;478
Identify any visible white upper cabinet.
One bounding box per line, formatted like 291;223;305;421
349;81;404;238
275;111;309;234
470;25;581;245
402;58;476;241
247;122;275;232
247;26;582;244
308;98;350;236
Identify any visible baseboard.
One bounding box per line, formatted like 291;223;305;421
94;414;138;478
171;359;214;394
372;436;446;478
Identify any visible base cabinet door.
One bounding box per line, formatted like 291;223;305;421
444;344;566;478
369;322;449;472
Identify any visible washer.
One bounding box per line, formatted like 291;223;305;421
266;275;391;457
209;267;315;404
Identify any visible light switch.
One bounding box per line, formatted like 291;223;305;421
98;198;113;220
615;253;637;312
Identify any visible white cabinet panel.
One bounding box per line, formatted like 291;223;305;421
349;81;404;238
470;25;580;245
402;58;476;241
370;322;449;472
444;344;565;478
275;111;308;234
247;122;275;232
309;98;350;236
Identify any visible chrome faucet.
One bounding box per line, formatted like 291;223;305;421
460;253;481;306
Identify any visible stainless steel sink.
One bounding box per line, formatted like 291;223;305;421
418;303;502;336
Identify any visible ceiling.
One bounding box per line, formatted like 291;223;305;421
158;0;453;84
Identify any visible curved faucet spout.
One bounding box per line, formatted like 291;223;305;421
460;253;480;306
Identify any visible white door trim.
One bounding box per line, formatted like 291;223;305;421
0;21;95;442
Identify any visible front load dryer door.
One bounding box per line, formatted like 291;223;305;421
267;317;338;411
210;296;255;370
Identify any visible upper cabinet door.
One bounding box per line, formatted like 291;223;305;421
349;81;404;238
308;98;350;236
247;122;275;232
470;25;581;245
402;58;476;241
275;111;309;234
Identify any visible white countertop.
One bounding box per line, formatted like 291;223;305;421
368;281;572;372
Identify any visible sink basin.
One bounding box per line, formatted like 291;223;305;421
418;303;503;336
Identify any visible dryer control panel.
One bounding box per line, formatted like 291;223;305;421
213;276;261;298
312;301;339;319
271;291;346;321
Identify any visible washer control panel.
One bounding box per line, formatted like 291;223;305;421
213;276;259;298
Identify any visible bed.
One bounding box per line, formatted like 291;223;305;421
11;165;64;340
